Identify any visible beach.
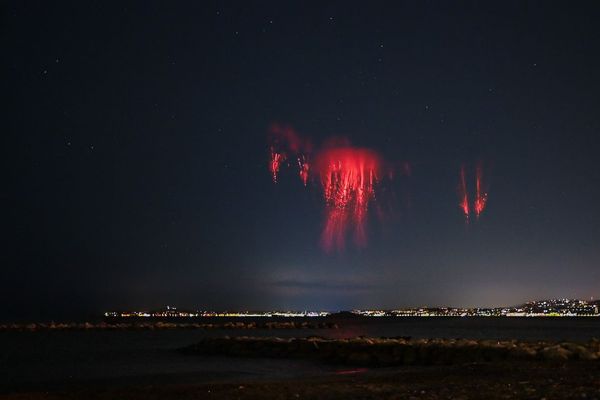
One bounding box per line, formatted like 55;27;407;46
2;361;600;399
2;317;600;399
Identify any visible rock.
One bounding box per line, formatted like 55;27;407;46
561;343;598;361
456;339;479;348
541;345;572;361
178;336;600;367
509;345;538;360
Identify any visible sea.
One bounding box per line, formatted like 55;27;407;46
2;317;600;392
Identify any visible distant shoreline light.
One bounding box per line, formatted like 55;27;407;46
103;309;331;318
104;299;599;318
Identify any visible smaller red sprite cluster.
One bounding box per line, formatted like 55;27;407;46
457;161;489;222
268;123;312;186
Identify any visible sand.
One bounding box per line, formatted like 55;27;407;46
1;361;600;399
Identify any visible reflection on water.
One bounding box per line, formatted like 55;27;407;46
335;368;369;375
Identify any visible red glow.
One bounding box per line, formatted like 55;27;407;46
270;147;285;183
298;154;310;186
268;123;312;185
335;368;368;375
457;162;490;221
474;163;488;218
269;123;305;153
321;208;349;252
315;147;382;252
458;164;470;221
267;124;394;252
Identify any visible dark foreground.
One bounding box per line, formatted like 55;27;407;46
2;361;600;399
4;320;600;399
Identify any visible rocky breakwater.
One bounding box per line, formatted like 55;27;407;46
0;321;339;331
180;336;600;366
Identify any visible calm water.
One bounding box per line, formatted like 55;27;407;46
2;317;600;391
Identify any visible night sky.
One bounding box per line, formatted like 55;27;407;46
4;1;600;320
